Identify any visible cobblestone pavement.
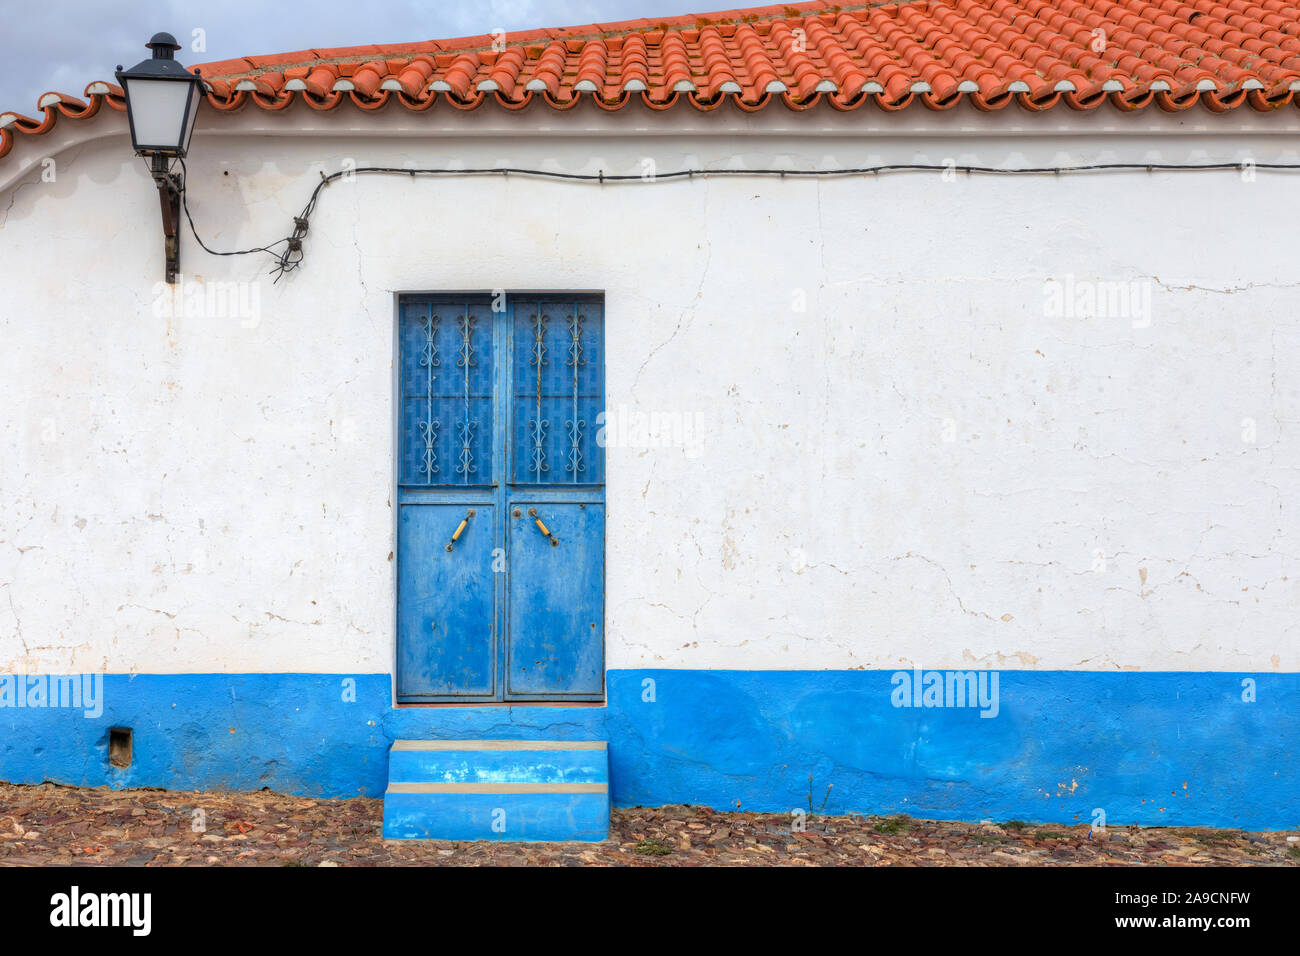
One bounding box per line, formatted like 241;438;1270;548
0;783;1295;866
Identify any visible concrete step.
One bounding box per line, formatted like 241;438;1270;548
387;739;608;784
382;740;609;842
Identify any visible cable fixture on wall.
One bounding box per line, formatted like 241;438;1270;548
177;159;1300;281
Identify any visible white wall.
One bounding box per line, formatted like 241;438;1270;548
1;101;1298;676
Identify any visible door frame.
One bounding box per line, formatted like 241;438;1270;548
391;291;607;704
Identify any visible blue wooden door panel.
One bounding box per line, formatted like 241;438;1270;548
396;502;497;699
506;503;605;698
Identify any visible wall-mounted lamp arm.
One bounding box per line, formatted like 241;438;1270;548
151;156;182;284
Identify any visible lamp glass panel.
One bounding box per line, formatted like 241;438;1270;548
181;82;202;153
123;77;192;150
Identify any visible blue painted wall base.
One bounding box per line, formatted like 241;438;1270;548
605;670;1300;831
1;670;1296;829
0;673;390;797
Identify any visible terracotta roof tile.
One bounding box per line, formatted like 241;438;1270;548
5;0;1300;164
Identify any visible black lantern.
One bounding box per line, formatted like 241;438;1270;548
115;33;205;283
115;32;203;157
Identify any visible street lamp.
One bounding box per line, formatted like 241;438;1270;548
116;33;205;283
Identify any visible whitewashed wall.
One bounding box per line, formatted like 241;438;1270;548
1;101;1297;678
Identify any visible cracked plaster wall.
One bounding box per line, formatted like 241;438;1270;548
1;104;1297;677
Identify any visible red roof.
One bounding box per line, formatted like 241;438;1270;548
4;0;1300;164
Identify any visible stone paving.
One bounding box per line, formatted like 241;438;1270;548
0;782;1295;866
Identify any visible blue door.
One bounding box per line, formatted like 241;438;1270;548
396;295;605;701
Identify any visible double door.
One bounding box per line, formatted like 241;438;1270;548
396;294;604;701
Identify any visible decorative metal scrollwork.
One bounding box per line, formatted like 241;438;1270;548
531;311;548;375
418;419;441;479
527;311;550;478
567;310;585;370
456;420;476;477
529;419;549;476
457;311;477;370
417;311;441;480
565;418;585;475
456;310;478;481
566;310;586;478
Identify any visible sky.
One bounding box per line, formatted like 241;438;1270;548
0;0;707;112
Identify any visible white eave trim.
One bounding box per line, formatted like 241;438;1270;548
5;68;1300;201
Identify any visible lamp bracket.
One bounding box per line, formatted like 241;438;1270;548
150;156;182;284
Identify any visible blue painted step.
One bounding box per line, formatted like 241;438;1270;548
382;740;609;842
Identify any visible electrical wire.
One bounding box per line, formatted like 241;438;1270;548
176;158;294;264
179;159;1300;281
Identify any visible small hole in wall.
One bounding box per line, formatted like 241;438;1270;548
108;727;133;769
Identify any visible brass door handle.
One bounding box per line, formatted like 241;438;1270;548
528;507;559;547
445;509;475;551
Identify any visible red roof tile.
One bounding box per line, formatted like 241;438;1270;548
5;0;1300;164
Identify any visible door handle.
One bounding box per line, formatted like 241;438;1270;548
528;507;559;547
445;509;476;552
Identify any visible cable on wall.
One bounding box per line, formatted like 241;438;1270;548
177;159;1300;281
